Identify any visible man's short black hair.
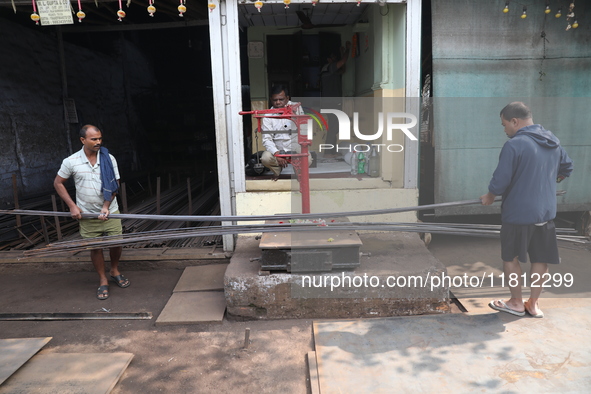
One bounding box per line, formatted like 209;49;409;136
500;102;532;121
270;84;289;97
80;124;99;138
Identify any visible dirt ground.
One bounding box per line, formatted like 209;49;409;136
1;232;589;393
0;268;314;393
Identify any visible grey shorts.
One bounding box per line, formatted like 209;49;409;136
500;221;560;264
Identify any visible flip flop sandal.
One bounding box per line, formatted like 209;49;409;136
111;274;130;288
524;301;545;318
97;285;109;300
488;300;525;317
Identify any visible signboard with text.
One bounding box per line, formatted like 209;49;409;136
38;0;73;26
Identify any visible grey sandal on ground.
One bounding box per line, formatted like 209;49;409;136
97;285;109;300
110;274;130;288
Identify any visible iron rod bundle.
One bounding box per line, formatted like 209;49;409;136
22;221;587;258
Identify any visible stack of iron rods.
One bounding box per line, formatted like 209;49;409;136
0;174;218;251
21;221;587;258
120;180;217;248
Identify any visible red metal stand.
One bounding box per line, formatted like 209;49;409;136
239;104;312;213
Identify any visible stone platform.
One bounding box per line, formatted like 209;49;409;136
224;232;450;320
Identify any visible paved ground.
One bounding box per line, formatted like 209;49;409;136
0;232;589;393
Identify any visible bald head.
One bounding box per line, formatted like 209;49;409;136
500;102;532;122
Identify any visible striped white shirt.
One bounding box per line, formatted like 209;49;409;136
57;147;120;214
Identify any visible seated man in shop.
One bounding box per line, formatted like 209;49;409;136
260;85;312;180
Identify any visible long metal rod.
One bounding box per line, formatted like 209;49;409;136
1;197;502;222
0;312;153;321
1;191;567;223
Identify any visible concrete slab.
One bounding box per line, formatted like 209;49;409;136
155;291;226;325
0;353;133;394
0;337;51;385
172;264;228;293
313;307;591;393
225;233;450;320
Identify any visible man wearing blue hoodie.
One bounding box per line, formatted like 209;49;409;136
481;102;573;318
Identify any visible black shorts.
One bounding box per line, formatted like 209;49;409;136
500;221;560;264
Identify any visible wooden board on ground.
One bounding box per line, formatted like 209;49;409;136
0;337;52;385
173;264;228;293
0;353;133;394
307;351;320;394
155;291;226;325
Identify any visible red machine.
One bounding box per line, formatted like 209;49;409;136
239;104;312;213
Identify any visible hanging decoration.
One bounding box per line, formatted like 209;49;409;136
311;0;318;6
254;1;263;13
501;1;581;31
566;2;577;30
178;0;187;17
117;0;126;21
357;0;361;6
11;0;16;13
30;0;40;25
283;0;290;9
147;0;156;17
76;0;86;22
208;0;216;12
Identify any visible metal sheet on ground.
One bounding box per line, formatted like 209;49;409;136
0;353;133;394
313;308;591;392
0;337;52;385
155;291;226;325
173;264;228;293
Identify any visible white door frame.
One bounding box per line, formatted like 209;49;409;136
209;0;422;250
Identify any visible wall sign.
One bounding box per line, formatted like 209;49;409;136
37;0;73;26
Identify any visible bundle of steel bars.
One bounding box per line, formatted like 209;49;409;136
19;220;585;257
1;173;219;251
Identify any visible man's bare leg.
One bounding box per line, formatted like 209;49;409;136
108;246;129;287
91;249;109;299
525;262;548;316
109;246;123;277
91;249;108;287
492;257;525;313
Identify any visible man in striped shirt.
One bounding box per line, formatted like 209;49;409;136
54;125;130;300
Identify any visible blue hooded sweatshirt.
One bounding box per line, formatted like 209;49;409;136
488;124;573;225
